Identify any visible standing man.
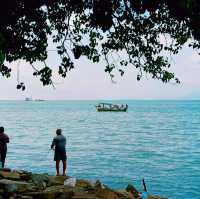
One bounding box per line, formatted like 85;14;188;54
51;129;67;176
0;127;9;168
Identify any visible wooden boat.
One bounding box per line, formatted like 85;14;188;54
96;103;128;112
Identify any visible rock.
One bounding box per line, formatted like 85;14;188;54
64;177;77;187
0;171;20;180
76;179;94;190
26;191;73;199
0;179;34;193
47;175;69;186
0;169;166;199
149;196;168;199
31;174;49;190
0;193;17;199
72;192;101;199
126;184;140;198
19;171;32;181
25;186;74;199
21;196;34;199
115;190;132;199
17;170;32;175
95;180;105;189
44;185;65;192
25;191;68;199
94;182;119;199
45;185;75;197
95;188;119;199
20;173;32;181
0;168;11;172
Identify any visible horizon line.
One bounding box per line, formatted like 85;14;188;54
0;98;200;101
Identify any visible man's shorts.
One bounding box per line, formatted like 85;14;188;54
54;149;67;161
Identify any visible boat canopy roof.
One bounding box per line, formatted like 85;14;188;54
97;103;127;106
98;103;113;105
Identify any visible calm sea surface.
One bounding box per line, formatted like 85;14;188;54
0;100;199;199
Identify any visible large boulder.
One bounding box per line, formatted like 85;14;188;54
72;192;101;199
76;179;94;191
0;168;11;172
0;171;20;180
31;174;49;190
47;175;69;186
20;196;34;199
126;184;140;198
25;185;74;199
149;196;168;199
115;190;133;199
18;171;33;181
26;191;73;199
0;179;34;193
94;181;120;199
45;185;84;196
44;185;66;192
95;188;119;199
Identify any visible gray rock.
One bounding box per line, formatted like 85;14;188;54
25;189;74;199
0;168;11;172
21;196;34;199
47;175;68;186
0;171;20;180
126;184;139;198
19;171;32;181
31;174;49;190
0;179;34;193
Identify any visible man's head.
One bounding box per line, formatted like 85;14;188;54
56;129;62;135
0;127;4;134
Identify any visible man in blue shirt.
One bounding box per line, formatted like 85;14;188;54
51;129;67;176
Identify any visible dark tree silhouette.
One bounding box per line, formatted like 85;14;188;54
0;0;199;89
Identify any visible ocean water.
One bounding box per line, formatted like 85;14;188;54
0;100;199;199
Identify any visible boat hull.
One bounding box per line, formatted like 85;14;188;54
96;107;128;112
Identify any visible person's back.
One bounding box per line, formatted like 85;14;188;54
53;134;66;152
0;127;9;168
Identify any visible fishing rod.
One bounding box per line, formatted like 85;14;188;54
142;178;147;192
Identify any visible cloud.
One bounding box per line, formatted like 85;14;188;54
0;42;200;100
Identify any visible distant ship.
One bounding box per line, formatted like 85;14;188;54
25;97;45;102
25;97;32;101
96;103;128;112
35;99;45;102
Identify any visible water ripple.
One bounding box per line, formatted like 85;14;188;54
0;100;199;199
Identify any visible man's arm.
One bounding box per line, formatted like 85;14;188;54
5;134;9;143
51;138;56;149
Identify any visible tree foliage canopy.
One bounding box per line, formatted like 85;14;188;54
0;0;200;89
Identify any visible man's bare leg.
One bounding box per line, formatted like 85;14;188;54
56;160;60;176
62;160;67;176
1;152;6;168
2;159;5;168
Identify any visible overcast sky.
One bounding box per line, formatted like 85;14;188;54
0;44;200;100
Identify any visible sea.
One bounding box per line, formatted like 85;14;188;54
0;100;199;199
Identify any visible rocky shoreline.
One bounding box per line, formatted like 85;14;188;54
0;168;167;199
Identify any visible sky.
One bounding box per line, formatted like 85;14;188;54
0;44;200;100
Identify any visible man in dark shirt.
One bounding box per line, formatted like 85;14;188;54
51;129;67;176
0;127;9;168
